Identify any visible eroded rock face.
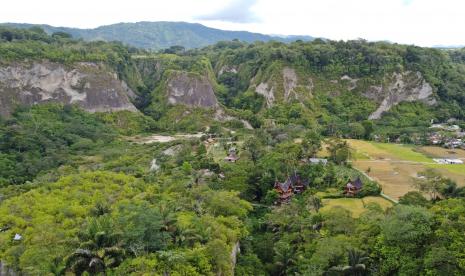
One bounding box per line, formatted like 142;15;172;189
218;65;238;75
0;62;137;117
166;71;218;108
255;82;275;107
254;67;312;107
365;71;435;119
213;109;253;129
341;75;358;91
283;67;298;101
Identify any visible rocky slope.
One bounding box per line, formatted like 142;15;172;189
251;67;313;107
245;63;435;120
364;71;435;119
165;71;218;108
0;62;137;117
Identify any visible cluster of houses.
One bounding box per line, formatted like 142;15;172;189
273;172;364;204
428;133;465;149
371;121;465;148
220;144;368;204
273;173;309;204
428;123;465;149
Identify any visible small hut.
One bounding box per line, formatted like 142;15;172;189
344;177;363;196
224;148;239;162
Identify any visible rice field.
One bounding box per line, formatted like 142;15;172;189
346;139;465;200
417;146;465;159
321;196;393;218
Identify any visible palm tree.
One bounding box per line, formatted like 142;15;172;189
66;216;125;275
48;258;66;276
328;249;369;276
174;227;203;247
274;242;296;276
66;248;105;276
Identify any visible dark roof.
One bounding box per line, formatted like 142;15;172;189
290;173;309;186
352;177;363;189
275;173;308;191
275;179;292;192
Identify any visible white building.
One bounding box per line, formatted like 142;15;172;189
433;158;464;164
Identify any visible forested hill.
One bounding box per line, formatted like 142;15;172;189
1;26;465;139
1;21;314;49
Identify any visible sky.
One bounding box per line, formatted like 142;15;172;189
1;0;464;47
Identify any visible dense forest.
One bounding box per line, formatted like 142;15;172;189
1;27;465;275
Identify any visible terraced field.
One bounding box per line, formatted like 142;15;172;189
346;139;465;200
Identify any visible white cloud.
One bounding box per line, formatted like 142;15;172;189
196;0;260;23
1;0;464;46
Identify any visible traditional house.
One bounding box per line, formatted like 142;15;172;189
274;173;309;204
224;148;239;162
344;177;363;196
274;179;294;204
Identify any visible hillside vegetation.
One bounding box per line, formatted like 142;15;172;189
1;26;465;275
1;26;464;138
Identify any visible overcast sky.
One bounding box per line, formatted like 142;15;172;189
1;0;464;47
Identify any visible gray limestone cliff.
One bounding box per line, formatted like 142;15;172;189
166;71;219;108
0;62;137;117
253;67;313;107
364;71;435;119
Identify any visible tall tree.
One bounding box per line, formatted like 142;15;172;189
329;249;369;276
412;169;448;200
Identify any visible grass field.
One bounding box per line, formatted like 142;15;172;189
417;146;465;159
346;139;465;200
372;143;433;163
320;196;393;218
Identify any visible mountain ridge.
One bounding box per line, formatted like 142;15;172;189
1;21;314;50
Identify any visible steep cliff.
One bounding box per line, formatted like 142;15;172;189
0;62;137;117
165;71;219;108
364;71;435;119
251;66;313;107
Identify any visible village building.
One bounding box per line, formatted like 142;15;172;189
433;158;464;165
444;138;464;149
308;158;328;165
224;148;239;162
428;132;443;145
430;124;461;132
274;173;309;204
13;233;22;241
344;177;363;196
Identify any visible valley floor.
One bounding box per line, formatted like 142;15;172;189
346;139;465;199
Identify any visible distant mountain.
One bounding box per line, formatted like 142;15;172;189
1;21;314;50
432;45;465;50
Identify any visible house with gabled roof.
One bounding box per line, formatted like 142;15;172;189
344;177;363;196
224;148;239;162
274;173;309;204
